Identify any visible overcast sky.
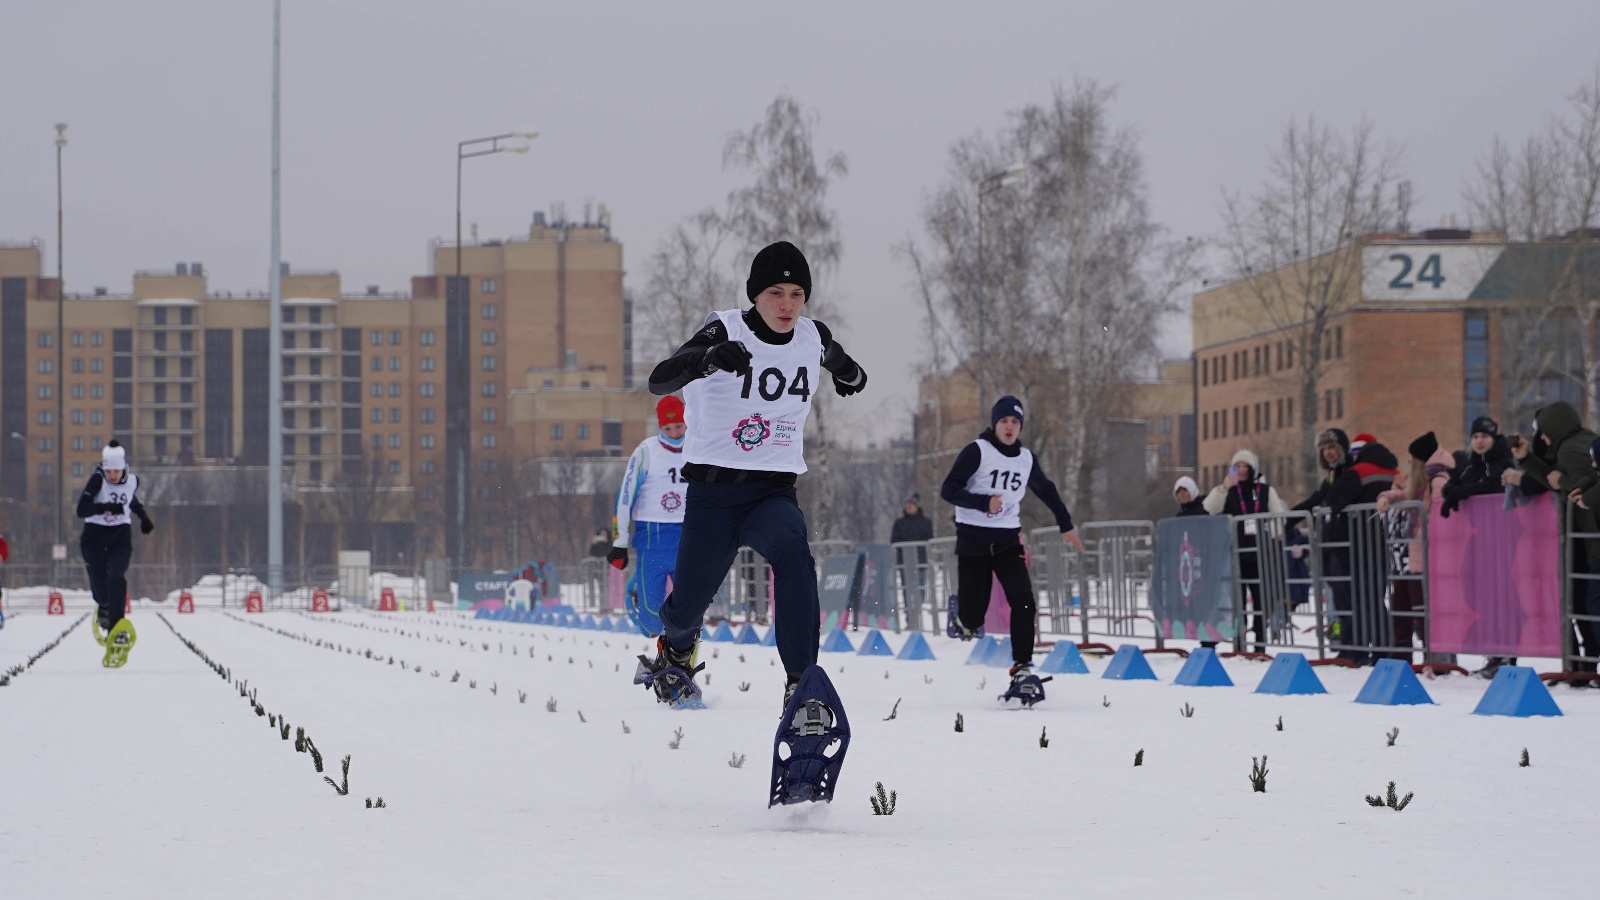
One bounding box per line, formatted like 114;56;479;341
3;0;1596;443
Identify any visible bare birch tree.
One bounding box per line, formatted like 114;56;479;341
1219;117;1401;492
638;209;740;365
905;80;1199;519
1465;67;1600;425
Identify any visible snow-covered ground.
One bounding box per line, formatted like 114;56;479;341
1;608;1590;898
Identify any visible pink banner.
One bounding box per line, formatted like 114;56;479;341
1427;493;1563;657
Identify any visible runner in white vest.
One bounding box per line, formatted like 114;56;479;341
637;241;867;709
607;395;689;636
76;441;155;638
941;396;1083;692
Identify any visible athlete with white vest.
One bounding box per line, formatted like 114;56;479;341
941;397;1082;694
76;441;154;666
639;241;867;709
607;395;690;636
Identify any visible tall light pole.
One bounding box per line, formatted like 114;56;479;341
975;162;1025;417
267;0;284;599
54;123;66;579
451;130;536;572
8;433;29;562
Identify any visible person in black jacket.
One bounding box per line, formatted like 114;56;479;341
941;396;1082;693
1202;449;1288;653
889;496;934;544
1440;416;1517;517
77;441;154;637
889;495;934;611
1172;476;1207;517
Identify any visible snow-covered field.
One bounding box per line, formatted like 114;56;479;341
1;608;1590;899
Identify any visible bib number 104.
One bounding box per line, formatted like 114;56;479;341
740;366;811;402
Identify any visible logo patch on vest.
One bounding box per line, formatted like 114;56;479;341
732;413;772;451
660;491;683;513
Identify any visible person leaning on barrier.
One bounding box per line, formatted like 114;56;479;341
1564;436;1600;682
1439;416;1515;517
1377;432;1454;663
1172;475;1207;517
1202;449;1287;653
890;495;934;545
1511;402;1600;682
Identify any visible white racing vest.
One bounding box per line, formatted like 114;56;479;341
953;440;1032;531
615;437;687;547
682;310;821;474
84;471;140;527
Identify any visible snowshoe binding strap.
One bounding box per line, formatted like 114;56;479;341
998;672;1053;708
633;655;707;710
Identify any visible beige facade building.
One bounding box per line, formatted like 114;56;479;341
0;212;651;570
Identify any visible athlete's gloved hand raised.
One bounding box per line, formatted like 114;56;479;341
832;363;868;397
606;546;629;570
701;340;753;376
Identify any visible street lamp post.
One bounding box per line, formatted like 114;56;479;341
975;162;1025;418
8;433;29;563
451;130;536;573
54;123;66;585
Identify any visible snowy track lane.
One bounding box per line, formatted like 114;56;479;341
2;609;1595;898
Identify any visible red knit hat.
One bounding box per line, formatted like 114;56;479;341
656;396;685;427
1349;433;1377;453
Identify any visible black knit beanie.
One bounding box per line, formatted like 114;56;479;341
1470;416;1499;437
991;395;1025;427
1407;431;1438;462
745;241;812;301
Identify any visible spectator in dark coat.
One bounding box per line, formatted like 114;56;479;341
1202;449;1288;653
1516;402;1600;677
1440;416;1517;517
1172;476;1207;517
890;496;934;545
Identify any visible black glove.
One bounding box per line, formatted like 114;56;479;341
1439;485;1463;518
139;516;154;535
832;363;868;397
100;503;124;515
701;341;752;376
606;546;628;570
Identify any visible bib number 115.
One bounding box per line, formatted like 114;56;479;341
740;366;811;402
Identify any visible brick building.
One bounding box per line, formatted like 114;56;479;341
1193;230;1599;498
0;210;651;570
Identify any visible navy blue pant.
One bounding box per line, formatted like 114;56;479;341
662;481;819;676
81;524;132;628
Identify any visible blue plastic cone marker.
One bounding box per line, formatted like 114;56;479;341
581;616;597;630
1253;652;1327;695
820;628;855;653
1173;647;1234;687
760;626;777;647
735;623;762;645
710;620;736;642
1473;666;1563;717
965;635;998;666
985;636;1015;668
895;632;937;661
700;625;713;641
1037;641;1090;675
597;616;614;632
856;630;894;657
1102;644;1159;681
1353;658;1435;706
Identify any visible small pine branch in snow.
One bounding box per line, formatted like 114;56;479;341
869;782;897;816
366;797;386;809
307;738;325;773
884;670;890;679
1179;703;1195;718
1134;749;1144;767
518;690;527;704
954;713;964;733
545;697;557;712
577;711;587;723
324;755;351;796
1249;755;1268;792
668;727;685;750
738;653;746;663
883;699;901;721
923;675;932;684
1520;748;1530;767
704;673;711;686
450;671;460;683
1365;781;1413;811
622;721;631;734
728;752;746;769
1103;695;1111;708
712;648;719;659
1386;727;1399;747
1276;716;1283;732
269;713;277;728
469;679;477;689
1039;727;1048;748
295;727;307;753
490;683;498;696
738;682;751;692
280;720;291;740
976;678;986;691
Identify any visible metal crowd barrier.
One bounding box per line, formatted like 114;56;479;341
1026;527;1081;639
1563;501;1600;674
1226;509;1324;657
1074;521;1155;646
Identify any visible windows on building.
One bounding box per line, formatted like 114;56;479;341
481;434;497;448
419;330;436;346
577;423;589;440
481;279;497;296
481;408;497;423
420;356;435;372
550;424;563;439
481;382;497;397
420;383;436;398
420;434;436;449
420;408;435;424
481;356;497;371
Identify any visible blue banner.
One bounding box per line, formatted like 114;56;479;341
1150;516;1235;641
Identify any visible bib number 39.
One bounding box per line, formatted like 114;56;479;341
739;366;811;403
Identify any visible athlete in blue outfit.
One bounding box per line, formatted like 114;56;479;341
607;395;688;635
